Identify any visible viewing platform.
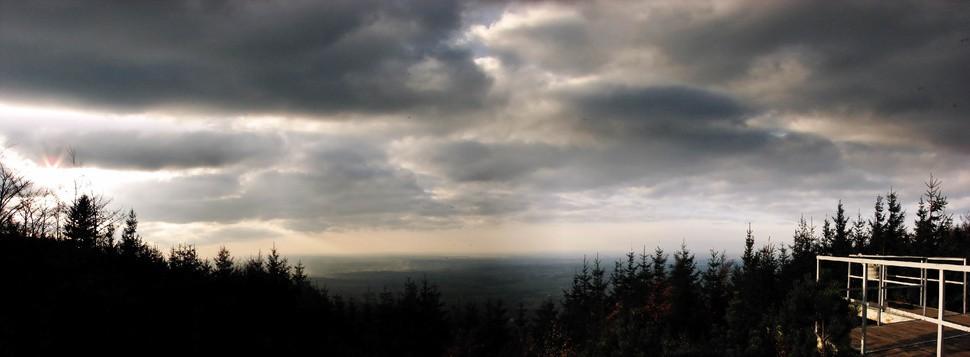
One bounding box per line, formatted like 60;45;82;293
818;255;970;356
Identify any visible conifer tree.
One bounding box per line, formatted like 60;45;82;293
851;210;868;253
914;176;952;255
791;215;816;262
169;244;209;275
870;196;886;254
652;247;668;281
292;261;308;287
831;201;850;256
267;245;290;283
244;252;267;279
214;246;235;279
821;218;833;254
63;195;98;247
669;242;699;340
119;209;141;257
885;189;908;254
742;224;755;267
702;250;730;333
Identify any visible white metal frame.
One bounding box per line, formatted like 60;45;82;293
817;255;970;356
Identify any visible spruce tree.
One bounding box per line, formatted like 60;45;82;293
832;201;850;256
267;245;291;283
669;242;699;341
821;218;833;254
702;250;730;338
214;246;235;279
169;244;208;275
63;195;98;247
791;215;816;262
851;210;868;253
119;209;141;257
870;196;886;254
292;261;308;287
885;189;907;254
742;224;755;267
914;176;952;255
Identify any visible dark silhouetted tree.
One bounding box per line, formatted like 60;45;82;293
669;242;700;341
119;209;141;257
870;195;886;254
266;245;290;284
63;195;98;247
914;176;952;255
214;246;235;279
169;244;209;276
702;249;731;345
830;201;850;256
851;210;868;253
885;189;907;254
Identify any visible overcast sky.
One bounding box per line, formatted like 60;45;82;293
1;0;969;257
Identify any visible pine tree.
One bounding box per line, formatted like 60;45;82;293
791;215;816;262
669;242;700;341
531;299;563;356
885;189;907;254
610;251;639;307
702;250;730;338
914;176;952;255
870;196;886;254
267;245;290;283
652;247;668;281
119;209;141;257
169;244;209;275
832;201;850;256
292;261;308;287
214;246;235;279
63;195;98;247
851;210;868;253
244;252;267;279
742;224;755;268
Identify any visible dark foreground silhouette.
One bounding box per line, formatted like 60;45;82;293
2;163;968;356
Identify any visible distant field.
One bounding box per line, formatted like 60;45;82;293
296;255;600;307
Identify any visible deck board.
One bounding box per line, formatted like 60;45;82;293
850;306;970;356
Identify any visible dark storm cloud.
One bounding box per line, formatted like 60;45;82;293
566;85;767;163
421;140;568;183
0;0;490;115
12;130;284;170
576;86;747;124
417;85;851;194
650;0;970;152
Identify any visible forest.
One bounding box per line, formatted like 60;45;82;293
1;162;969;356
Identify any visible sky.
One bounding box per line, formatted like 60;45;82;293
0;0;969;257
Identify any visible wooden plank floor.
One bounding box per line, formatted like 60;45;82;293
851;306;970;356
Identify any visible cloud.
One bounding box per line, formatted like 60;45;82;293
0;0;491;116
117;137;454;232
7;129;284;170
407;139;569;183
644;0;970;152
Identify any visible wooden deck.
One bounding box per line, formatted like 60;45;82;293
851;306;970;356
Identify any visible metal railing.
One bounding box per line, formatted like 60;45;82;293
817;255;970;356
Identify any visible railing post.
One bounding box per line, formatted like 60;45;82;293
861;263;868;355
847;262;852;300
924;263;928;317
878;264;884;325
938;268;945;357
963;258;966;315
815;257;820;348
